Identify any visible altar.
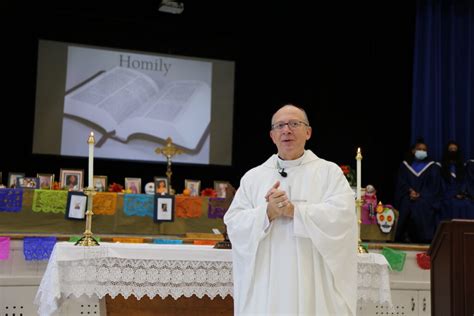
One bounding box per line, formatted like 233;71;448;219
34;242;392;316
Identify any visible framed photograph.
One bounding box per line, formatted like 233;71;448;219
153;194;174;222
60;169;84;191
214;181;230;198
185;179;201;197
37;173;54;190
154;177;168;195
8;172;25;188
93;175;108;192
125;177;142;194
65;191;87;220
17;177;40;189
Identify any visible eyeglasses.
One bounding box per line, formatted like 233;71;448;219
271;120;309;130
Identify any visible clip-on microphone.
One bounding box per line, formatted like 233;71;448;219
278;168;287;177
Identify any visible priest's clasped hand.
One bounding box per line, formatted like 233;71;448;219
266;181;294;221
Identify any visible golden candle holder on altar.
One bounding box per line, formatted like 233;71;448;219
76;132;100;246
356;147;368;253
155;137;183;195
75;187;99;246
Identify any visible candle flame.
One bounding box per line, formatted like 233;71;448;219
87;132;95;145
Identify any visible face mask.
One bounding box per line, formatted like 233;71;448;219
414;150;427;160
447;151;458;160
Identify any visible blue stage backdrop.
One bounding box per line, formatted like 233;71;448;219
411;0;474;161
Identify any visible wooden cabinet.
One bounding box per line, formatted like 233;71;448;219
429;220;474;316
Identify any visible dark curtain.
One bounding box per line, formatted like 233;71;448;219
411;0;474;161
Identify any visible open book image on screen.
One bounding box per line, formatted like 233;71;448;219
64;66;211;150
33;41;234;165
57;45;214;164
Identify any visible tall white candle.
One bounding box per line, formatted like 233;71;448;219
356;147;362;200
88;132;95;188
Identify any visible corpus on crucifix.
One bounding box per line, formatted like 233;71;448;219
155;137;183;195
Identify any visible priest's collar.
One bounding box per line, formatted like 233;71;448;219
277;151;306;169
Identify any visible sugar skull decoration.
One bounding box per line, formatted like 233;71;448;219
376;205;395;233
145;182;155;195
361;184;377;224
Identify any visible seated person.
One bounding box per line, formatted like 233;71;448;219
464;158;474;219
438;141;473;222
394;138;442;243
466;159;474;199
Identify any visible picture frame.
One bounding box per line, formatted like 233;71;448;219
65;191;87;220
214;181;231;198
153;194;174;222
184;179;201;197
37;173;54;190
125;177;142;194
154;177;168;195
93;175;108;192
17;177;40;189
8;172;25;188
59;169;84;191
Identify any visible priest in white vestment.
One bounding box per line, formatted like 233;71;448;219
224;105;357;315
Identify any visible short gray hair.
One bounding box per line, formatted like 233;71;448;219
271;104;310;126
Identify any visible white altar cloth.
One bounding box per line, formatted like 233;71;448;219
34;242;391;316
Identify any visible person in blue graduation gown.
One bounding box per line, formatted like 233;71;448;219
466;159;474;197
464;159;474;218
394;140;442;243
438;141;473;222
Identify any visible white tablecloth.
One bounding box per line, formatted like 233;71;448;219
34;242;391;316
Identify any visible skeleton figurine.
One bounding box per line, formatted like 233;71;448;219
361;184;378;224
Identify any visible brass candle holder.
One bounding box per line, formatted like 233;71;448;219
356;148;368;253
75;186;99;246
356;198;368;253
155;137;183;195
75;132;99;246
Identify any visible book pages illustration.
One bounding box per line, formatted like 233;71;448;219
61;46;212;164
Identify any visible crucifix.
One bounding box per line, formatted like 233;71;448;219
155;137;183;195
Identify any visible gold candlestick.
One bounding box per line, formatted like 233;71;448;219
356;199;367;253
356;148;367;253
76;133;99;246
75;187;99;246
155;137;183;195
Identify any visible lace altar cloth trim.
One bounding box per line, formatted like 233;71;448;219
357;253;392;305
34;245;391;316
58;258;233;300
